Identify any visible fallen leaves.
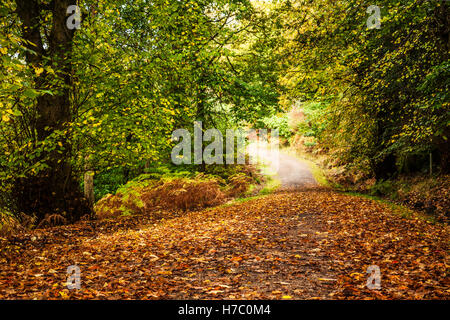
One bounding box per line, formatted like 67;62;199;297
0;188;448;300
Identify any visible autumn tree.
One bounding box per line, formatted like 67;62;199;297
0;0;281;222
274;0;450;177
0;0;91;222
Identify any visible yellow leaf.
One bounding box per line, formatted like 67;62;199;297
282;295;292;299
271;290;282;294
35;67;44;76
2;114;10;122
318;278;336;282
230;256;243;262
157;270;172;275
0;47;7;55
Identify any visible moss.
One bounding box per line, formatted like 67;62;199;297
259;178;281;195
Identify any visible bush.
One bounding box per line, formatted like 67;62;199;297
93;167;129;201
226;173;253;197
259;114;292;140
95;176;225;219
0;211;36;237
141;176;225;212
0;212;22;237
94;162;263;219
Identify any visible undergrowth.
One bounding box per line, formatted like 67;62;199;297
94;165;262;219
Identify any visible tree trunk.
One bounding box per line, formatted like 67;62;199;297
372;120;397;180
84;171;95;209
84;156;95;209
14;0;90;223
196;84;207;172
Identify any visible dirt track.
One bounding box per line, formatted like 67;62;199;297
247;143;317;189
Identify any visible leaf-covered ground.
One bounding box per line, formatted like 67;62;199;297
0;188;448;299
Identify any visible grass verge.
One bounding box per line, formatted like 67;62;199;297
343;191;439;224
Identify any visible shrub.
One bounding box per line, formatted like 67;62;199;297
226;173;253;197
95;176;226;219
141;176;225;212
94;163;261;219
0;213;22;237
259;114;292;140
0;211;36;237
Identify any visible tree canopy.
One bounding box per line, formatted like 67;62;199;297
0;0;448;222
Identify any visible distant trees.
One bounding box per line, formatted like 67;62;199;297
274;0;449;177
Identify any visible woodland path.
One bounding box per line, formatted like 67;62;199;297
0;156;448;299
247;142;317;189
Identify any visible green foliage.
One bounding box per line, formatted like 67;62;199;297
292;102;328;140
93;168;128;201
0;0;281;220
2;0;447;222
370;180;395;198
274;0;450;177
259;114;292;140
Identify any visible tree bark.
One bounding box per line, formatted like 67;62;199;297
14;0;90;223
84;171;95;209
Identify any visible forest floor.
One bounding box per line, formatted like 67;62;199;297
0;149;448;299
